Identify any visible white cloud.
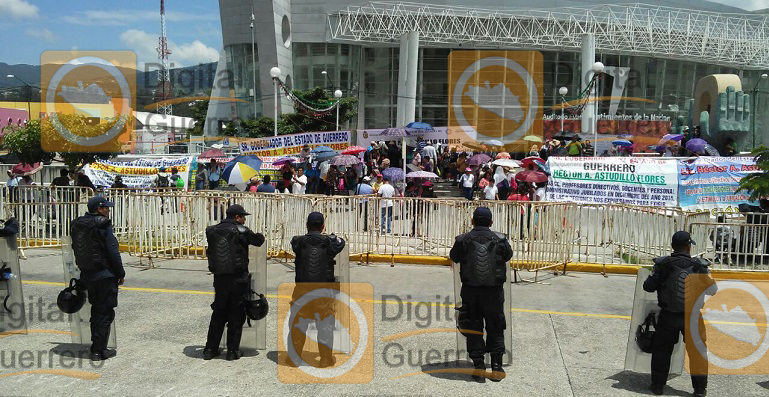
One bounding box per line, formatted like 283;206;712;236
120;29;219;67
63;9;217;26
706;0;769;11
25;28;56;43
0;0;38;19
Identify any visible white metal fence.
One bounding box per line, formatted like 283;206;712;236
1;188;768;272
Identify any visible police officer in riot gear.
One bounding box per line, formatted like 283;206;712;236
289;212;346;368
70;196;125;361
449;207;513;382
643;231;715;397
203;204;265;361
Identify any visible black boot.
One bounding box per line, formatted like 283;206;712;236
471;358;486;383
202;347;221;360
489;354;506;382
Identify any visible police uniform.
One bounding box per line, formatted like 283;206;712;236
289;212;346;367
643;231;715;396
204;205;265;360
449;207;513;381
70;197;125;361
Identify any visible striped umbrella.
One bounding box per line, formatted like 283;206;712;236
222;155;262;185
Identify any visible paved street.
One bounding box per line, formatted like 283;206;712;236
1;249;767;396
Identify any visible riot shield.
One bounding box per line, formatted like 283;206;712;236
222;242;268;352
624;267;685;374
454;259;513;365
61;236;117;348
0;236;26;334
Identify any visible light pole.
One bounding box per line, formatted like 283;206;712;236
334;89;343;131
558;86;568;132
321;70;334;90
250;9;257;119
752;73;768;148
270;67;281;136
6;74;31;120
591;62;604;156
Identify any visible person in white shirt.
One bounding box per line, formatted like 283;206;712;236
483;183;499;200
377;177;396;233
292;166;308;194
422;143;437;164
458;167;475;200
534;182;547;201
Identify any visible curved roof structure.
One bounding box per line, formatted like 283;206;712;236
328;2;769;69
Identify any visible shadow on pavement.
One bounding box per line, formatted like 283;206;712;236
758;380;769;390
419;359;479;382
183;345;261;360
606;371;688;396
48;342;90;359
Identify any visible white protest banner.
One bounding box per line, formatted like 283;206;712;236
84;157;193;189
239;131;351;157
546;157;678;207
357;128;452;148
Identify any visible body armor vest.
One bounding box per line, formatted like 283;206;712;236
70;215;109;272
296;235;334;283
461;233;506;287
206;222;248;275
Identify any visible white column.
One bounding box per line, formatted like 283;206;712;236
396;31;419;127
396;34;409;127
581;33;596;135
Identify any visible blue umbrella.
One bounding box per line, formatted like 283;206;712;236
315;151;339;162
685;138;708;153
311;145;336;154
382;167;404;181
405;122;434;131
612;139;633;147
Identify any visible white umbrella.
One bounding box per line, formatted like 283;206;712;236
492;159;521;168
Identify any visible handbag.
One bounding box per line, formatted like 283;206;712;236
636;312;657;353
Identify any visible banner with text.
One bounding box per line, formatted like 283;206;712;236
357;128;454;148
84;157;193;189
678;157;758;213
547;157;678;207
239;131;350;157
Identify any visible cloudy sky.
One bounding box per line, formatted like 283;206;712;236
708;0;768;10
0;0;222;68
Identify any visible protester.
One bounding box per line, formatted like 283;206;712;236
195;164;208;190
459;167;475;200
110;176;127;189
248;176;260;192
494;167;510;200
169;167;184;189
51;169;71;187
507;184;531;201
77;171;96;191
567;137;583;156
412;149;422;168
208;159;221;190
155;167;170;188
345;168;357;195
422;142;437;164
377;177;395;233
420;180;436;198
281;163;294;190
529;145;539;157
355;176;374;195
534;182;547;201
326;165;340;196
299;144;312;160
387;141;401;168
257;176;275;193
643;231;714;397
372;173;384;192
6;170;21;202
583;140;595;157
292;167;308;194
404;181;419;198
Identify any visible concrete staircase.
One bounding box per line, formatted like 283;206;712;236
432;180;464;199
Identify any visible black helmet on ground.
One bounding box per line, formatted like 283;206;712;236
57;278;87;314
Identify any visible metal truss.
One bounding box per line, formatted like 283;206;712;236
328;2;769;69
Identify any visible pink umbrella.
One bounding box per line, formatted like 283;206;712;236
515;170;548;184
342;146;366;155
273;157;299;166
11;162;42;176
406;171;439;179
467;153;492;166
329;155;361;166
495;152;511;159
520;157;544;168
197;148;226;160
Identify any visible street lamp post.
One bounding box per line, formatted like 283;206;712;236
321;70;334;90
558;86;568;132
270;67;281;136
6;74;32;120
591;62;605;156
752;73;768;148
250;9;257;120
334;89;343;131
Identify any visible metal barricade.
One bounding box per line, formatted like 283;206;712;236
688;211;769;271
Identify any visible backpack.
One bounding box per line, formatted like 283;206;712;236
173;175;184;188
157;174;169;187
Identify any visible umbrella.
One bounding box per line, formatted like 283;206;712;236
661;133;684;142
612;139;633;147
617;134;634;140
221;155;262;185
495;152;511;159
342;146;366;155
467;153;492;166
381;128;409;137
685;138;708;153
198;148;226;160
405;122;434;131
484;139;505;147
315;152;339;162
406;164;422;172
329;155;361;166
523;135;543;143
272;156;299;166
701;144;720;156
382;167;404;181
492;159;520;168
406;171;439;179
311;145;336;154
520;157;544;168
515;170;548;184
11;162;42;176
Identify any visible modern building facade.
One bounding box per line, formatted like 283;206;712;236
212;0;769;146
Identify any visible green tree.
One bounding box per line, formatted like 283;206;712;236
187;98;210;136
279;87;357;133
3;119;56;165
737;146;769;201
